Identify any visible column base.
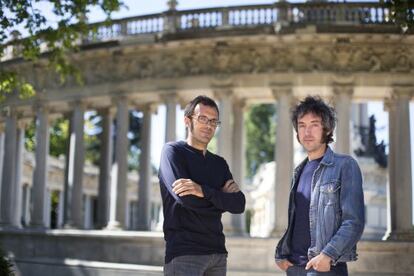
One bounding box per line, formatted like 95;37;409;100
0;223;22;231
63;221;83;230
135;223;151;231
270;227;287;238
104;220;123;231
223;229;248;237
383;229;414;241
29;223;47;231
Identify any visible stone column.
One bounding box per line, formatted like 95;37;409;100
21;184;31;226
57;190;64;228
216;88;233;168
215;88;236;234
0;127;4;201
136;104;154;230
106;98;129;230
231;98;247;235
0;110;18;228
333;84;353;155
44;189;51;228
12;121;25;228
84;194;92;229
164;93;177;143
64;102;86;228
271;85;294;237
384;87;414;240
97;108;114;229
31;105;50;228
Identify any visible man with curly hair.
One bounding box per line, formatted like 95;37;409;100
275;96;365;276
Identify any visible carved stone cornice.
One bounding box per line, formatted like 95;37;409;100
3;35;414;103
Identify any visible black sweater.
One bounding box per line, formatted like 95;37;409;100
158;141;246;263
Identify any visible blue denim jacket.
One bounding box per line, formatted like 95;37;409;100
275;147;365;264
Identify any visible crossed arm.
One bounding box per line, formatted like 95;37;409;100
159;144;246;214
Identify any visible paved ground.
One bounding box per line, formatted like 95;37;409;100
13;258;412;276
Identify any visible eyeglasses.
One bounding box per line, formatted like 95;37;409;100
191;115;221;128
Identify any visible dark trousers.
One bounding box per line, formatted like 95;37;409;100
286;263;348;276
164;254;227;276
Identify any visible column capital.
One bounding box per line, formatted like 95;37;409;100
111;94;129;106
32;101;50;113
383;97;395;112
139;102;158;114
48;113;63;124
391;84;414;100
332;83;354;97
212;85;233;100
161;91;178;102
233;97;248;111
1;106;18;117
97;106;116;117
69;99;88;110
270;83;292;99
17;118;31;129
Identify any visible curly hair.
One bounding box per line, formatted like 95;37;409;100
291;96;337;144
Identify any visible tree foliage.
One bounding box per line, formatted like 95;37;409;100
25;117;69;158
0;247;14;276
245;104;276;178
382;0;414;32
0;0;123;100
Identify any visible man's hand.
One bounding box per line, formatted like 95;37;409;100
222;179;240;193
172;179;204;198
276;260;293;271
305;253;332;272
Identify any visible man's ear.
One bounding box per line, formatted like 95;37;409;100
184;116;190;127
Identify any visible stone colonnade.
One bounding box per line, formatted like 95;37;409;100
0;84;413;240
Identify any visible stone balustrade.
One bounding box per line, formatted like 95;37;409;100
2;1;408;61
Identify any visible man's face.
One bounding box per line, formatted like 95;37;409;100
297;112;326;154
185;103;219;147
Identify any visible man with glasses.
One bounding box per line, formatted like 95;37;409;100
159;95;246;276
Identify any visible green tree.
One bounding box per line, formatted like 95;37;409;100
25;117;69;158
382;0;414;32
0;247;14;276
245;104;276;178
0;0;123;100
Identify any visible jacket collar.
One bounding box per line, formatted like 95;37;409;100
295;145;334;173
320;146;334;167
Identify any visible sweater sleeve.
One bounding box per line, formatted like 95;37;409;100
158;143;222;214
201;160;246;214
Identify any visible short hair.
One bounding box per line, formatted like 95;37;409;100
184;95;220;118
291;96;337;144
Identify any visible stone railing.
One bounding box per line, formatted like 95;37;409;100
85;2;394;42
0;2;404;60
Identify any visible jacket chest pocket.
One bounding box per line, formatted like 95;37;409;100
319;180;341;206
